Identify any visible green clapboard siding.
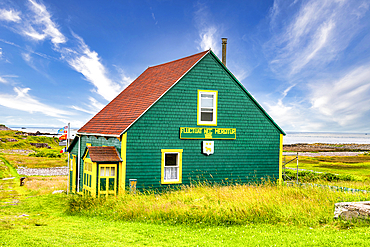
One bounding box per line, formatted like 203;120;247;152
125;53;281;190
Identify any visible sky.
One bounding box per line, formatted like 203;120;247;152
0;0;370;133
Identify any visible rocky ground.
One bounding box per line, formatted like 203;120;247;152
284;143;370;152
17;167;69;176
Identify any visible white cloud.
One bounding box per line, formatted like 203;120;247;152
310;64;370;126
150;7;158;25
21;52;31;62
198;26;218;53
88;97;105;111
269;0;280;29
0;9;21;22
0;1;66;45
60;33;122;101
70;106;95;115
194;3;220;56
25;0;66;45
0;76;7;83
0;87;71;118
113;65;133;88
265;0;369;78
70;97;105;115
265;64;370;132
0;1;120;109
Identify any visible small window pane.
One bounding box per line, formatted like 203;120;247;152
201;94;213;99
108;178;115;190
201;98;213;107
100;178;106;191
165;167;178;180
165;153;177;166
111;167;115;176
201;108;213;112
100;167;104;176
105;168;110;176
201;112;213;121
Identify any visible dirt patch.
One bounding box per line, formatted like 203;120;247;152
24;176;67;195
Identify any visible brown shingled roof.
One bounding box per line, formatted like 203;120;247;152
88;146;122;162
78;50;209;136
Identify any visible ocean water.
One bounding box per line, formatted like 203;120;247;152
9;127;370;144
10;127;78;139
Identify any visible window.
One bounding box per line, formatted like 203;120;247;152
161;149;183;184
99;164;117;197
198;90;218;126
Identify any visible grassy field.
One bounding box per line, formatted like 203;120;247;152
286;154;370;180
0;130;67;168
2;194;370;246
1;132;370;246
1;179;370;246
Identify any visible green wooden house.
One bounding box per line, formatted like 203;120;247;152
68;50;285;197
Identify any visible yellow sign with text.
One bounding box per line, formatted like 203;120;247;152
180;127;236;139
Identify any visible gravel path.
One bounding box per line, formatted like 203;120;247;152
283;152;365;157
17;167;68;176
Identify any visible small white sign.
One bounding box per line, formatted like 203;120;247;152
203;141;214;155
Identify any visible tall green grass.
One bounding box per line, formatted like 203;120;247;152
67;183;370;227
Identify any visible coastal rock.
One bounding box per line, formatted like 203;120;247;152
334;201;370;221
0;124;11;131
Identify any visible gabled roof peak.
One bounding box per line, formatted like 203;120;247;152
148;50;210;69
78;50;209;136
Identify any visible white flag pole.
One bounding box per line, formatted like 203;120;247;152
67;123;70;195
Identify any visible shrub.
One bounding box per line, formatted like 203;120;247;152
28;150;62;158
284;169;361;182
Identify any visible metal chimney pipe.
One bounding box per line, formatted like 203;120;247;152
222;38;227;66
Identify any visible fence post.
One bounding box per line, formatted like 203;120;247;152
296;152;299;184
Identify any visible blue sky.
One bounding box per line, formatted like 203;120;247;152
0;0;369;132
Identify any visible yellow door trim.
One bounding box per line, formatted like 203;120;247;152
120;132;127;195
279;134;283;185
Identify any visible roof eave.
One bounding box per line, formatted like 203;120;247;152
76;132;120;138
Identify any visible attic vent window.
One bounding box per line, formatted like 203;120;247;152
198;90;218;126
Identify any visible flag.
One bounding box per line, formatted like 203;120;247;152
58;126;68;134
60;147;67;153
59;134;67;141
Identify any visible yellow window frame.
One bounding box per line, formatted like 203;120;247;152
71;155;77;193
161;149;183;184
197;90;218;126
83;158;94;195
98;164;117;197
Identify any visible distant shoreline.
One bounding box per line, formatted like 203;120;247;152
3;125;370;145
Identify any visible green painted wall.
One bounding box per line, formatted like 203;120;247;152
125;53;281;190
